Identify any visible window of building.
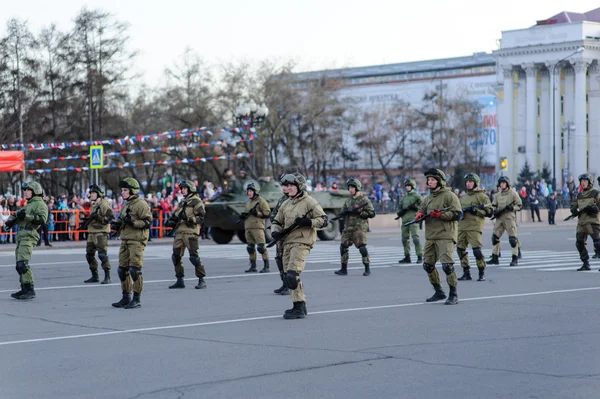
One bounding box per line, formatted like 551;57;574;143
587;114;589;133
560;95;564;115
537;97;540;116
561;131;564;152
537;133;541;154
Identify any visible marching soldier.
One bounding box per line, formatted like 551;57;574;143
457;173;492;281
335;179;376;276
396;179;423;264
110;178;152;309
272;174;290;295
570;174;600;271
242;183;271;273
5;181;48;300
272;173;327;319
83;184;114;284
166;180;208;289
418;169;462;305
488;176;522;266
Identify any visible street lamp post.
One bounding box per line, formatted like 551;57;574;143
551;46;584;192
234;100;269;176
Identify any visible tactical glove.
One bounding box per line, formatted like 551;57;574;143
415;212;425;221
110;219;123;230
4;219;14;230
249;208;259;216
430;209;442;218
239;212;248;220
506;204;514;211
294;217;312;227
15;209;26;220
271;231;283;240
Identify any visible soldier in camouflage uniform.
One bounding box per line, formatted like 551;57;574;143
334;179;376;276
488;176;522;266
166;180;208;289
396;179;423;264
457;173;492;282
418;169;462;305
84;184;114;284
5;182;48;300
569;174;600;271
110;178;152;309
272;174;290;295
272;173;327;319
242;183;271;273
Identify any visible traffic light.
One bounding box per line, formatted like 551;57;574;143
500;157;508;172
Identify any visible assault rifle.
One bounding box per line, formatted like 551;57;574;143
110;208;131;238
403;207;451;227
267;204;318;248
237;201;261;224
460;204;493;220
564;204;599;221
78;209;99;230
166;202;189;237
490;204;516;221
332;202;369;221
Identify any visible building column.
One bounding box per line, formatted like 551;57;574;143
547;62;562;189
573;60;589;176
501;67;514;178
523;63;538;170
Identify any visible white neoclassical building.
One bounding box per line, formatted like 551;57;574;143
494;8;600;187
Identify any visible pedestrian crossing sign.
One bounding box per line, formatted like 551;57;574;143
90;145;103;169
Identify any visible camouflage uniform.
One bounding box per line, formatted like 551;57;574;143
272;174;327;319
570;174;600;271
271;191;290;295
396;179;423;263
84;185;114;284
419;169;462;305
489;177;522;266
167;181;208;289
6;182;48;300
335;179;376;276
457;174;492;281
111;178;152;309
243;183;271;273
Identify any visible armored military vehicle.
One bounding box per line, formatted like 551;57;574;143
204;179;350;244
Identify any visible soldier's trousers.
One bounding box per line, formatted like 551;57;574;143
340;230;369;264
16;231;37;285
492;218;519;256
575;223;600;262
401;224;422;257
423;239;457;288
245;228;269;261
457;230;486;271
86;232;111;271
118;239;146;294
172;233;206;278
283;243;310;303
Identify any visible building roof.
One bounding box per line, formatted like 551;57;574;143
293;52;495;81
536;7;600;25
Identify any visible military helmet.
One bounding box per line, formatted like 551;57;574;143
179;180;197;193
88;184;104;196
497;176;511;187
464;173;480;188
279;173;287;184
246;182;260;194
579;173;593;186
239;169;248;176
346;178;362;191
425;168;447;186
404;179;416;189
281;173;306;192
22;181;43;196
119;177;141;195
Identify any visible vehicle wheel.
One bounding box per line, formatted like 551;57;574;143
317;211;339;241
211;227;234;244
236;230;247;243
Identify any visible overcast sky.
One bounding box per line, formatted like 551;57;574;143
2;0;599;88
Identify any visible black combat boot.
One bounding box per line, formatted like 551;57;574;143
112;291;132;308
593;251;600;259
283;302;306;319
259;260;270;273
169;277;185;289
509;255;518;266
518;248;522;259
426;284;447;302
577;261;591;271
488;254;499;265
84;269;99;283
101;269;111;285
398;256;411;264
195;277;207;289
10;284;24;299
274;280;290;295
245;260;258;273
335;263;348;275
445;286;458;305
417;255;423;263
18;284;36;300
124;292;141;309
363;264;371;276
458;268;472;281
477;269;486;281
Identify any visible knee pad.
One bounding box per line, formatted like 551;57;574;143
171;253;182;266
339;244;349;256
189;256;201;267
442;263;455;275
472;247;483;260
246;244;256;255
85;253;96;264
509;236;518;248
358;245;369;258
422;263;435;274
491;234;500;246
457;247;467;259
129;267;142;281
15;261;29;275
284;270;300;290
98;252;108;263
256;244;266;254
117;267;128;282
